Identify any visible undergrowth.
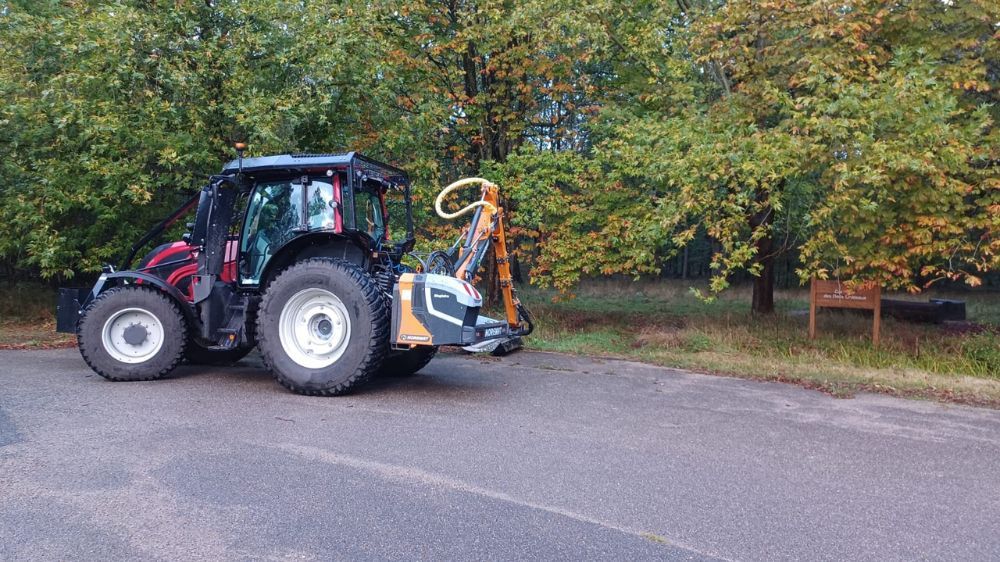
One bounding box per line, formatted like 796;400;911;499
519;279;1000;406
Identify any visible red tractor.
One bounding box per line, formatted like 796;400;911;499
58;148;532;395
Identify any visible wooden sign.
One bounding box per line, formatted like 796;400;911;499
809;279;882;345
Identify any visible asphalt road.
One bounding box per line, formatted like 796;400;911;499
2;348;999;561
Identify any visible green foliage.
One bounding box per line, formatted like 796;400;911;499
596;0;1000;296
799;53;997;290
0;0;997;303
368;0;608;164
961;331;1000;378
482;148;662;292
0;0;388;278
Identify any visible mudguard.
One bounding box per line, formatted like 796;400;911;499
55;271;199;334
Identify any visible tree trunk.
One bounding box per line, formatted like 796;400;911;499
750;190;775;315
510;251;524;284
482;246;501;309
752;243;775;314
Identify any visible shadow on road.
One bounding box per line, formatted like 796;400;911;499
161;353;501;401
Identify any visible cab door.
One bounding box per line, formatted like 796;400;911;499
238;176;341;285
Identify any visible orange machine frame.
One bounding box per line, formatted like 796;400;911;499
452;183;523;331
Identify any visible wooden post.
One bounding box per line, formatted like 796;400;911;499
872;287;881;347
809;279;817;340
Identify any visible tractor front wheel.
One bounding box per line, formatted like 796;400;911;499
256;258;388;395
77;285;187;381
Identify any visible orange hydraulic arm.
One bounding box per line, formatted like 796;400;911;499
434;178;532;334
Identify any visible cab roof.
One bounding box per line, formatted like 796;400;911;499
221;152;409;186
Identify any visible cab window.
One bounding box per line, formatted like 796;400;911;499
239;178;336;284
354;181;385;242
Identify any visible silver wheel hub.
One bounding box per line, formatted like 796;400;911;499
101;308;165;364
278;288;351;369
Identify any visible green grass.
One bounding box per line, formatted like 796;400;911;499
519;279;1000;406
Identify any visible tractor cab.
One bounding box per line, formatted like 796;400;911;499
222;153;415;286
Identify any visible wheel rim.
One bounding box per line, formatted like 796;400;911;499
278;288;352;369
101;307;165;364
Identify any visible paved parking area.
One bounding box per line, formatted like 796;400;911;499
2;348;999;560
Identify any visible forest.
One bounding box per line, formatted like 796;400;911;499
1;0;998;314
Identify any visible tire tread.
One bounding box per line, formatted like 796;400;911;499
257;258;388;396
77;285;187;382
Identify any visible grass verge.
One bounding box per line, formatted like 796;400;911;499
3;279;998;407
0;283;76;349
520;279;1000;407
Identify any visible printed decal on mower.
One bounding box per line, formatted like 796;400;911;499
400;334;431;342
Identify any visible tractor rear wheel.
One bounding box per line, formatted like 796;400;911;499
77;285;187;381
256;258;388;395
379;346;438;377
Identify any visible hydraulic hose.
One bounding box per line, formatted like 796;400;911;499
435;177;498;220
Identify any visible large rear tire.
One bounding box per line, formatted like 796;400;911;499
78;285;187;381
379;346;438;377
256;258;388;396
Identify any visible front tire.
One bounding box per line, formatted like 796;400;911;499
257;258;389;396
78;285;187;381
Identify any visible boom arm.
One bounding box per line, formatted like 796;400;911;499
434;178;532;335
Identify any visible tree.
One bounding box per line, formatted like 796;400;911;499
0;0;390;278
595;0;999;311
368;0;605;170
364;0;612;302
481;147;662;293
